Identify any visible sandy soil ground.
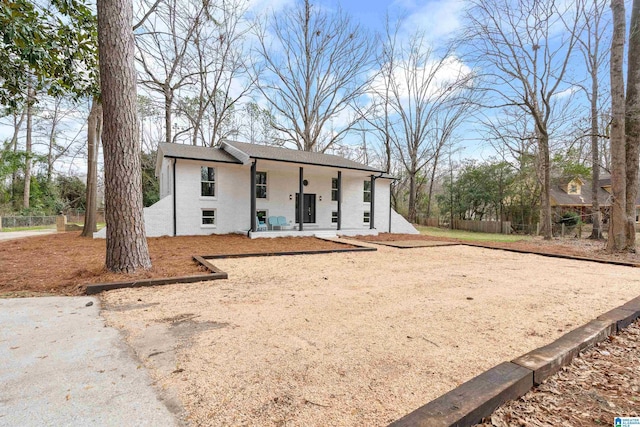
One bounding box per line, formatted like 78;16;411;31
100;243;640;426
478;319;640;426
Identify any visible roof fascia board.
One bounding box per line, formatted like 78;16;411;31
163;155;243;165
246;155;386;175
221;141;250;164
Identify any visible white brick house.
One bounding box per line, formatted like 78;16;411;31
98;140;418;238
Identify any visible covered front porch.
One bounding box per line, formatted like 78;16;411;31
247;157;389;236
248;227;379;239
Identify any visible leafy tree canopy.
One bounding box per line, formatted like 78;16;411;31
0;0;98;107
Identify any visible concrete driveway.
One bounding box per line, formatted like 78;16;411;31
0;297;180;427
0;229;56;241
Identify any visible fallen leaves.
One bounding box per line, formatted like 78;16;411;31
477;320;640;426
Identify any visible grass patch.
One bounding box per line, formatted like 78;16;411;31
0;225;56;232
416;225;532;243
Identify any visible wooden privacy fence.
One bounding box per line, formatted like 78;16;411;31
422;217;440;227
452;219;511;234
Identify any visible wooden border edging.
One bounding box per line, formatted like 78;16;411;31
387;295;640;427
85;273;227;295
388;362;533;427
367;241;461;249
201;246;376;260
462;242;640;268
364;238;640;268
85;256;228;295
84;243;374;295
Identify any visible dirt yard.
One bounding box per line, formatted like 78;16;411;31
0;233;355;296
100;243;640;426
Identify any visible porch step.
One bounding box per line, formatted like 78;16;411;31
313;230;338;238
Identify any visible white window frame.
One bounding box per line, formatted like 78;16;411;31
331;211;338;225
201;166;216;198
363;211;370;224
256;171;267;199
331;178;338;201
363;180;371;203
202;209;216;228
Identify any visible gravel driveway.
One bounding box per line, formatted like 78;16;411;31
100;244;640;426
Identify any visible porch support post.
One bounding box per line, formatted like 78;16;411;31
370;175;376;229
250;160;256;232
298;167;304;231
172;158;177;236
389;180;393;233
337;171;342;230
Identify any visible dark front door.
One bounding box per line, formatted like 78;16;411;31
295;193;316;223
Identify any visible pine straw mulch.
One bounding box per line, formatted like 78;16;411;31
476;319;640;426
357;233;640;265
0;232;356;297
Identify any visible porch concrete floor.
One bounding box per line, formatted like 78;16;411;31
248;228;379;239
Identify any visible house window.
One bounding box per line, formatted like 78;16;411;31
256;171;267;198
202;209;216;226
331;211;338;223
331;178;338;201
201;166;216;197
363;180;371;203
363;211;370;224
569;184;578;194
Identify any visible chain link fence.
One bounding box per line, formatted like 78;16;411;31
1;216;57;229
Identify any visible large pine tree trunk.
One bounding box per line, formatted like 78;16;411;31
607;0;628;252
82;98;102;237
625;0;640;251
97;0;152;272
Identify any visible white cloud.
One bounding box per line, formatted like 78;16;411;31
400;0;466;42
369;55;472;104
246;0;295;15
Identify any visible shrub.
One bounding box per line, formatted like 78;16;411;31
558;211;580;227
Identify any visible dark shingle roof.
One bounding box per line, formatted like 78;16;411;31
550;183;611;206
158;143;242;164
222;140;387;175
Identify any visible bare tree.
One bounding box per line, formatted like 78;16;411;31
464;0;582;240
239;101;281;145
30;95;86;184
81;98;102;237
187;0;255;146
356;16;400;174
577;0;609;239
97;0;151;272
365;23;477;222
254;0;374;152
134;0;203;145
5;105;26;208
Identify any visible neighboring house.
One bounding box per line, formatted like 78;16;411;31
97;140;418;238
550;176;640;223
